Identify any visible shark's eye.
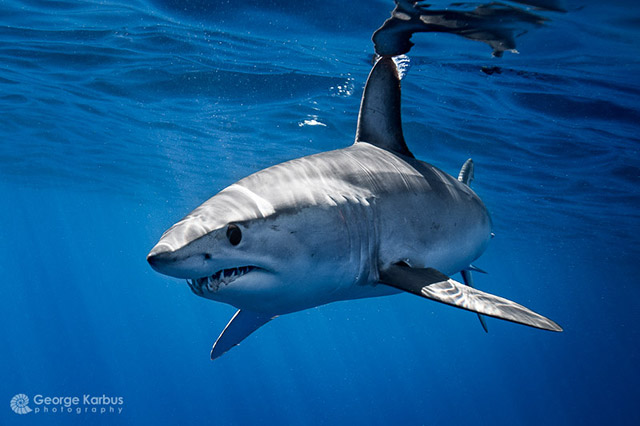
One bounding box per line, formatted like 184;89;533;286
226;224;242;246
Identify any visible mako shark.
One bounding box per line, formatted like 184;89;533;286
148;57;561;360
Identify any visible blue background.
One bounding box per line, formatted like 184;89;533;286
1;0;638;425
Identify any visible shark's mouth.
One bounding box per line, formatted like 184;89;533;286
187;266;258;295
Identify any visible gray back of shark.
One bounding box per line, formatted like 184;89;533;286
148;57;561;360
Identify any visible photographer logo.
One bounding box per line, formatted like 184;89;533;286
10;394;32;415
9;393;123;415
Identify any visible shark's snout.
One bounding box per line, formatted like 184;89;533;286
146;248;172;271
146;244;206;279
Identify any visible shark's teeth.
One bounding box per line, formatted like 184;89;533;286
186;266;258;295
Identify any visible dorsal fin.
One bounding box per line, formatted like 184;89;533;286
355;57;413;158
458;158;474;185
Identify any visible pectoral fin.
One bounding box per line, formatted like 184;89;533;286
379;264;562;332
211;310;275;360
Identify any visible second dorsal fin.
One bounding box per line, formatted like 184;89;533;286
458;158;474;185
355;57;413;158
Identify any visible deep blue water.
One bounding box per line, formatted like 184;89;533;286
1;0;639;425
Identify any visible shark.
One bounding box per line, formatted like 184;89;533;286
147;57;562;360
